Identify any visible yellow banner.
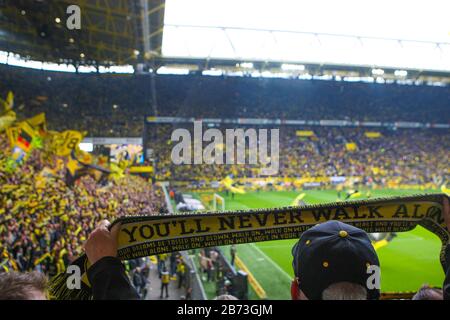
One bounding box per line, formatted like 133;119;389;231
296;130;315;137
129;166;154;173
26;113;47;135
365;132;382;138
116;196;447;261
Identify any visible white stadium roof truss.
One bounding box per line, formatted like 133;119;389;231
162;25;450;72
162;0;450;73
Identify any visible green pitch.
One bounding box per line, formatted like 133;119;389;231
211;189;444;299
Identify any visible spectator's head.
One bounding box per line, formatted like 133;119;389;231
0;271;48;300
214;294;238;300
291;220;380;300
412;285;443;300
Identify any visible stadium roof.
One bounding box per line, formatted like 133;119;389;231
162;0;450;73
0;0;449;82
0;0;165;66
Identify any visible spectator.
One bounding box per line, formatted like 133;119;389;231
84;220;140;300
157;253;168;278
412;285;443;300
131;267;146;298
214;294;238;300
177;260;186;289
0;271;47;300
291;220;380;300
210;249;219;281
160;266;170;299
206;258;214;282
230;245;237;266
441;197;450;300
169;252;177;277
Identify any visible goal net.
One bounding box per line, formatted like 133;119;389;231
213;193;225;211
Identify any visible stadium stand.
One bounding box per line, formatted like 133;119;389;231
0;62;449;300
148;124;449;188
1;0;450;305
0;64;449;138
0;125;166;276
0;61;447;188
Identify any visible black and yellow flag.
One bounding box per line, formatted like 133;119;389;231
65;150;111;186
52;130;85;157
65;151;87;186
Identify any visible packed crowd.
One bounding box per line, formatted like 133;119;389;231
0;64;449;139
0;129;167;276
279;127;449;185
148;124;449;187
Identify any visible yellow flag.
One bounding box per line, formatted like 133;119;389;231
291;193;306;206
349;191;362;199
0;110;16;132
221;176;246;194
0;91;14;114
296;130;315;137
55;130;85;156
5;91;14;110
26;113;47;135
6;126;19;147
67;155;82;176
109;162;125;180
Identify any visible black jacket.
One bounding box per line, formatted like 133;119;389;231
444;244;450;300
87;256;140;300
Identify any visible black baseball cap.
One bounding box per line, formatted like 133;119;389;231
292;220;380;300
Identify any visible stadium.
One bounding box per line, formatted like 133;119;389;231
0;0;449;303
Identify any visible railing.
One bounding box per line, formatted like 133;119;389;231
179;251;208;300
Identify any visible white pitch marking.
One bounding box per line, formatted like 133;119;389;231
249;244;292;281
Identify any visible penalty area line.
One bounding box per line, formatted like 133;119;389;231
249;243;292;281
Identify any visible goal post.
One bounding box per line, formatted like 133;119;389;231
213;193;225;211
